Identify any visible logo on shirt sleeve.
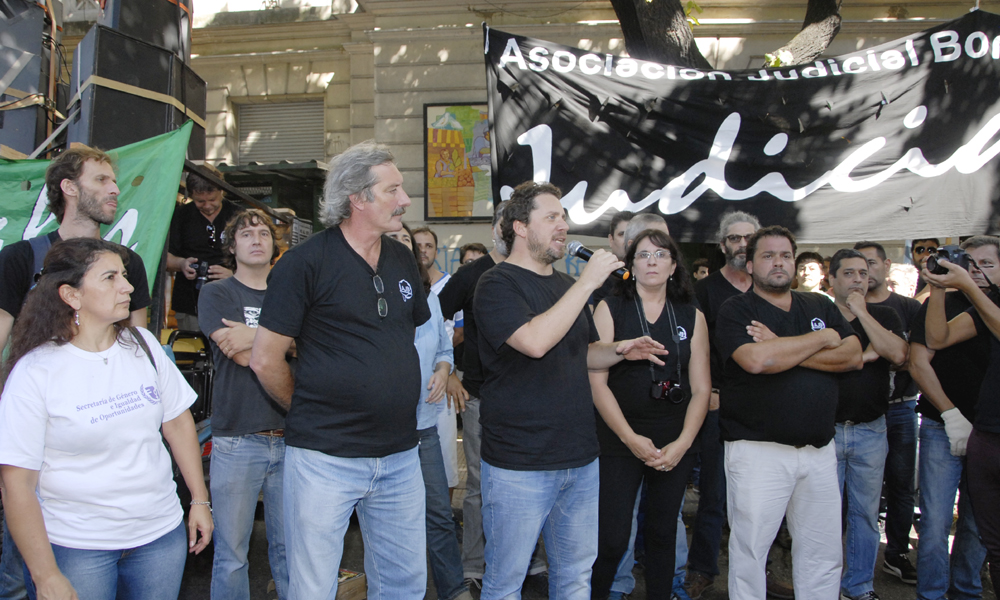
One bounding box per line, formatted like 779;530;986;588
811;318;826;331
399;279;413;301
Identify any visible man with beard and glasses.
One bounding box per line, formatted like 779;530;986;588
166;167;237;331
250;141;430;599
686;211;771;600
907;237;997;600
474;181;667;599
715;226;862;600
853;241;922;585
827;249;907;600
0;146;150;599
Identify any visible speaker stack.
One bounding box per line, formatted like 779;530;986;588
0;0;57;156
67;0;205;159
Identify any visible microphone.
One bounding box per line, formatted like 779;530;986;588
567;241;630;280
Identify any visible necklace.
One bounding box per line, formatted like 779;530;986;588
93;346;115;364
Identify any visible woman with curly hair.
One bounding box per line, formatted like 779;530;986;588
0;237;212;600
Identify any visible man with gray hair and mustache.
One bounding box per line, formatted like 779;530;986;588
250;140;431;600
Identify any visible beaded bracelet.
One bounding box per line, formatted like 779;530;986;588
191;501;213;512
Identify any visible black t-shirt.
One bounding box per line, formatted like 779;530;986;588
716;290;858;448
169;200;239;315
836;304;904;424
967;307;1000;434
910;292;989;423
695;270;743;388
0;230;151;319
870;292;921;400
259;226;430;458
439;254;496;399
591;276;620;308
198;277;286;437
597;294;699;456
475;262;600;471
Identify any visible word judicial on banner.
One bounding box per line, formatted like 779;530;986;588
485;11;1000;242
0;122;192;292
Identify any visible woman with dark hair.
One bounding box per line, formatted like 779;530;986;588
0;238;213;600
589;229;711;600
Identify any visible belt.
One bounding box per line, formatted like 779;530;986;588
254;429;284;437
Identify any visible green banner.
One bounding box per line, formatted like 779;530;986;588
0;122;193;293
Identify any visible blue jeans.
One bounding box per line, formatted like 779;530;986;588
673;495;691;600
481;459;598;600
917;419;987;600
210;434;288;600
284;445;426;600
836;416;889;597
686;409;726;580
884;400;918;555
25;522;186;600
419;427;469;600
0;514;26;600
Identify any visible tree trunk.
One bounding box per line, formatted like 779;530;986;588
766;0;843;66
610;0;843;69
609;0;713;70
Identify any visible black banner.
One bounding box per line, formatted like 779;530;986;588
485;12;1000;242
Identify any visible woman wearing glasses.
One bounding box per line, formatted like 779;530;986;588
589;229;711;600
0;238;213;600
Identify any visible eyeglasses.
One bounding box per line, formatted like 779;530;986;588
726;233;754;244
206;224;217;244
914;245;938;254
636;250;672;261
373;274;387;318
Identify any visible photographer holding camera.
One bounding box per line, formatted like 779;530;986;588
921;239;1000;597
167;168;237;330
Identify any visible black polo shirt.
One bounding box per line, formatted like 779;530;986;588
870;292;921;399
836;304;904;424
168;200;238;315
716;290;857;448
0;230;150;319
967;306;1000;434
439;254;496;399
259;226;430;458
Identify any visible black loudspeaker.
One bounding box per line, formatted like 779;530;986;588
0;0;51;155
98;0;191;61
67;25;205;158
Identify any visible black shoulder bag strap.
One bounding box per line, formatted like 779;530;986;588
128;326;158;373
27;233;53;291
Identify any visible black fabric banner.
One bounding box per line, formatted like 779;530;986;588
485;12;1000;242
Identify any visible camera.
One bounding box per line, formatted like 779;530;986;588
194;261;211;291
651;380;690;404
926;245;971;275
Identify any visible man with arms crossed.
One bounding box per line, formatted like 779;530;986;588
715;226;862;600
199;209;288;600
827;249;907;600
853;241;923;585
474;182;665;599
250;141;430;600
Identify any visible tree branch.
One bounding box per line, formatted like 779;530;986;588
610;0;713;70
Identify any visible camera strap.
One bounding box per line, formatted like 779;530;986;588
633;294;683;386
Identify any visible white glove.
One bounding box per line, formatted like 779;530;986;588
941;408;974;456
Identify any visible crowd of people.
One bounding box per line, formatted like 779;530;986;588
0;140;998;600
